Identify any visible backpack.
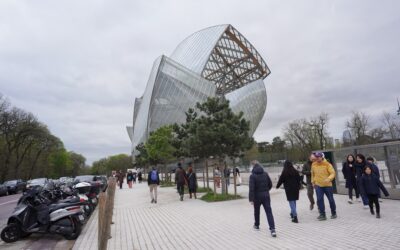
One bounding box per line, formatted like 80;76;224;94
127;175;132;181
151;170;158;181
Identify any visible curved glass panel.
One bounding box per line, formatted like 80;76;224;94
225;79;267;135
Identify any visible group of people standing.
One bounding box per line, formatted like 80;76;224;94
342;153;389;217
248;151;390;238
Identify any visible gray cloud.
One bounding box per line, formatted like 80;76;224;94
1;0;399;163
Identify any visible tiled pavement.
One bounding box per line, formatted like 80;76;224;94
74;181;400;250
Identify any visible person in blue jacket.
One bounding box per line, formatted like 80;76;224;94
360;165;389;218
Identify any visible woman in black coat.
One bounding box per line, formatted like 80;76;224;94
186;165;197;199
276;161;301;223
342;154;359;203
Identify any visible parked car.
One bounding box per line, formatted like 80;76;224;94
0;183;8;196
26;178;49;190
74;175;103;194
3;179;26;194
95;175;108;191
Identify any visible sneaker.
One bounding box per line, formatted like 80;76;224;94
317;214;327;221
180;196;183;201
363;205;369;209
370;210;375;215
330;214;337;219
151;199;154;203
154;200;157;204
253;225;260;230
270;230;277;237
292;216;298;223
348;199;353;204
376;214;381;219
310;203;314;210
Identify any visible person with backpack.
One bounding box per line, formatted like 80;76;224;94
175;163;188;201
276;160;302;223
187;163;197;199
127;170;134;189
148;167;160;203
138;171;143;183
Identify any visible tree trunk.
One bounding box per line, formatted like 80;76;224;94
220;159;226;195
205;159;209;189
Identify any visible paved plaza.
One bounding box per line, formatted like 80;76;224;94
74;181;400;250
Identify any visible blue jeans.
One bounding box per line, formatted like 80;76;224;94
315;186;336;216
254;195;275;230
289;200;297;217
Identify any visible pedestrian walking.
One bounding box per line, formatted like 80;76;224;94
175;163;188;201
224;167;231;187
342;154;359;204
311;152;337;221
148;167;160;203
187;163;197;199
276;160;302;223
249;160;276;237
127;170;134;189
355;154;369;208
117;170;124;189
214;167;221;188
302;154;316;210
132;171;137;184
366;157;380;178
235;167;241;186
360;165;389;218
138;171;143;183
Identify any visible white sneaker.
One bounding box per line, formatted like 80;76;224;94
348;199;353;204
363;205;369;209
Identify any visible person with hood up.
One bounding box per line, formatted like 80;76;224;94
249;160;276;237
276;160;302;223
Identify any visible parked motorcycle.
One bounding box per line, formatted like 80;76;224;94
0;188;84;243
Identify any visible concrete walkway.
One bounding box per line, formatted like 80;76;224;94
74;182;400;250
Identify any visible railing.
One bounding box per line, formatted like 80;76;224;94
98;177;116;250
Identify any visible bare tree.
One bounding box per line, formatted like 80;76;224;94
382;111;400;139
346;111;370;145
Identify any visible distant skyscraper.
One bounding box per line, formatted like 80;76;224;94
127;25;270;157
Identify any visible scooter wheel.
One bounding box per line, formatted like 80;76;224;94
1;223;21;243
63;217;81;240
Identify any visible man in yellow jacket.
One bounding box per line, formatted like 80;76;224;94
311;152;337;221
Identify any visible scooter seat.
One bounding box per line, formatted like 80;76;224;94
58;196;80;203
49;201;82;213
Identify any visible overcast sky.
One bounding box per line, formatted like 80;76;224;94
1;0;400;164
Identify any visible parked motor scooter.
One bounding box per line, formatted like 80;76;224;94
0;189;84;243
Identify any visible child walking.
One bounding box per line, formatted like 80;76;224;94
360;165;389;218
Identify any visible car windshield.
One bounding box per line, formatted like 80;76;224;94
4;180;17;185
29;178;46;185
74;175;94;182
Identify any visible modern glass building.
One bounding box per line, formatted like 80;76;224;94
127;24;270;156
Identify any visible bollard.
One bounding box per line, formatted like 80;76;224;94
98;177;117;250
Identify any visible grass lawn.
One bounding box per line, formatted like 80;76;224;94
200;192;242;202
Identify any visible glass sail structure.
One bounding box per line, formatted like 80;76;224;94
127;24;270;156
